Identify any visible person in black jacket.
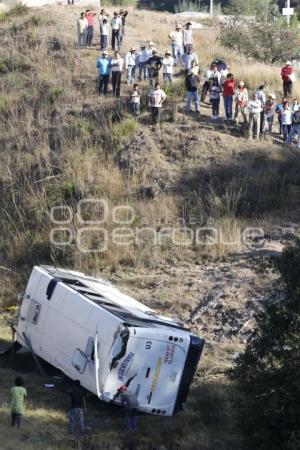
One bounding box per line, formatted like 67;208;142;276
185;65;200;113
285;107;300;147
67;380;86;434
146;49;163;86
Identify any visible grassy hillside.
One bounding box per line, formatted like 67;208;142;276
0;4;299;450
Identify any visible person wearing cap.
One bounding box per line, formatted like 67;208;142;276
113;385;139;431
146;41;155;60
148;82;167;126
125;48;137;85
182;47;199;77
263;94;276;138
119;9;128;47
77;12;88;48
111;12;122;51
185;63;200;114
137;45;149;81
281;61;294;98
234;81;248;125
162;50;174;84
248;92;262;139
146;49;163;86
96;51;111;95
110;50;123;97
183;21;193;53
222;73;235;121
168;24;184;65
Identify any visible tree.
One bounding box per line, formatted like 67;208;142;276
231;239;300;450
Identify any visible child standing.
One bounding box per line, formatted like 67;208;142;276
130;84;140;116
209;78;221;119
11;377;27;429
100;18;108;50
282;101;292;140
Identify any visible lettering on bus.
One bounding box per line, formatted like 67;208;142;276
150;357;163;391
145;341;152;350
118;352;135;381
164;344;175;365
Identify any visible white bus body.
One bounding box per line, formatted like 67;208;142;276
16;266;204;416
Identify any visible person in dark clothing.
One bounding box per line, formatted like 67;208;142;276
114;385;139;431
185;66;200;113
67;380;86;434
146;50;162;86
119;9;128;46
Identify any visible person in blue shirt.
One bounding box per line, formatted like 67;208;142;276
96;51;111;95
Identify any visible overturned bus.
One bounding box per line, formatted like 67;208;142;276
15;266;205;416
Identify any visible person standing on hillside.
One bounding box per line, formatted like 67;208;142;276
222;73;235;121
77;12;88;48
130;84;141;117
113;385;139;432
248;92;262;139
182;47;199;77
168;24;184;66
282;101;292;140
201;63;216;103
183;21;193;52
119;9;128;47
281;61;294;98
234;81;248;124
111;12;122;51
110;50;123;97
146;49;163;86
185;65;200;114
148;82;166;126
11;376;27;429
67;380;86;435
126;48;137;85
255;84;266;134
99;18;109;50
85;10;96;47
96;51;111;95
275;98;287;136
137;45;148;81
209;77;221;119
162;50;174;84
263;94;276;138
286;106;300;147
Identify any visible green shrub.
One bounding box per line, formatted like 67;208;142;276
0;56;31;75
48;87;64;103
110;117;137;146
0;96;11;114
231;239;300;450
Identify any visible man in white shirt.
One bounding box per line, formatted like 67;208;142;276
168;24;184;65
162;50;174;84
183;22;193;52
110;50;123;97
138;44;148;81
77;12;88;48
111;12;122;51
126;47;137;84
182;47;198;76
248;93;262;139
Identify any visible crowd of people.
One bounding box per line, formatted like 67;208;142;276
10;377;139;434
77;9;299;141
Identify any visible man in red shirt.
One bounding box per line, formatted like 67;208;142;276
223;73;235;121
281;61;294;98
